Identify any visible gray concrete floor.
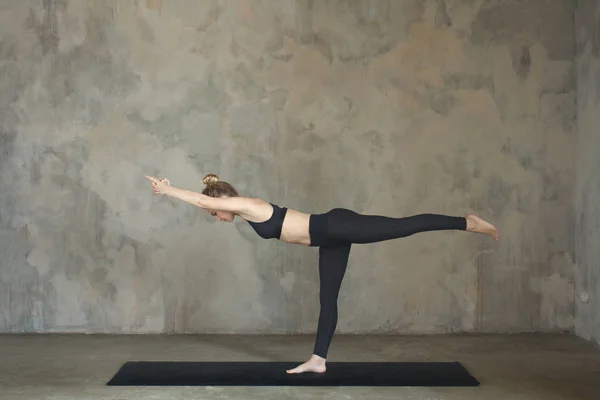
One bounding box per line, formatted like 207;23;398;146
0;333;599;400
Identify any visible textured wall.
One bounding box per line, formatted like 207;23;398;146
575;0;600;346
0;0;575;335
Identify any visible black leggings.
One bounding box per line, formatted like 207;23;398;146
310;208;467;359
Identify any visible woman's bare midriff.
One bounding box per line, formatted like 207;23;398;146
280;208;312;245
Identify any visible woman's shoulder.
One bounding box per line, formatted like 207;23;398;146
235;197;274;222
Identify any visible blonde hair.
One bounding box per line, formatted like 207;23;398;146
201;174;239;198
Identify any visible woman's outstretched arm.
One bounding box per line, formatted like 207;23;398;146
145;175;255;215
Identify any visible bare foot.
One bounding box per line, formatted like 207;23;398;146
286;354;327;374
465;214;500;240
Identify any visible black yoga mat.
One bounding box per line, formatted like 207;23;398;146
107;361;480;386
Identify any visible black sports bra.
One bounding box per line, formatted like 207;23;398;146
247;203;288;239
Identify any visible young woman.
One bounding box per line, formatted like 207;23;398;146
145;174;499;374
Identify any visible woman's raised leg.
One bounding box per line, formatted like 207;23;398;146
325;209;499;244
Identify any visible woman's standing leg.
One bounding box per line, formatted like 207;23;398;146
286;242;352;374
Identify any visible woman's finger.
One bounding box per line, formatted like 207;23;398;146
145;175;159;184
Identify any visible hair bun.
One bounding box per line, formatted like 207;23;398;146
202;174;219;186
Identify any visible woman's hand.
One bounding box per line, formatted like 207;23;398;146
145;175;171;195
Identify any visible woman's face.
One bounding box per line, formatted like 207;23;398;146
207;209;235;222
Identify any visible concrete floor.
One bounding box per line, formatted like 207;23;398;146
0;333;599;400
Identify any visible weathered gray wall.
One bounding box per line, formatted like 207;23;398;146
0;0;576;335
575;0;600;346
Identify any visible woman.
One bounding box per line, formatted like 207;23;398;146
145;174;499;374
